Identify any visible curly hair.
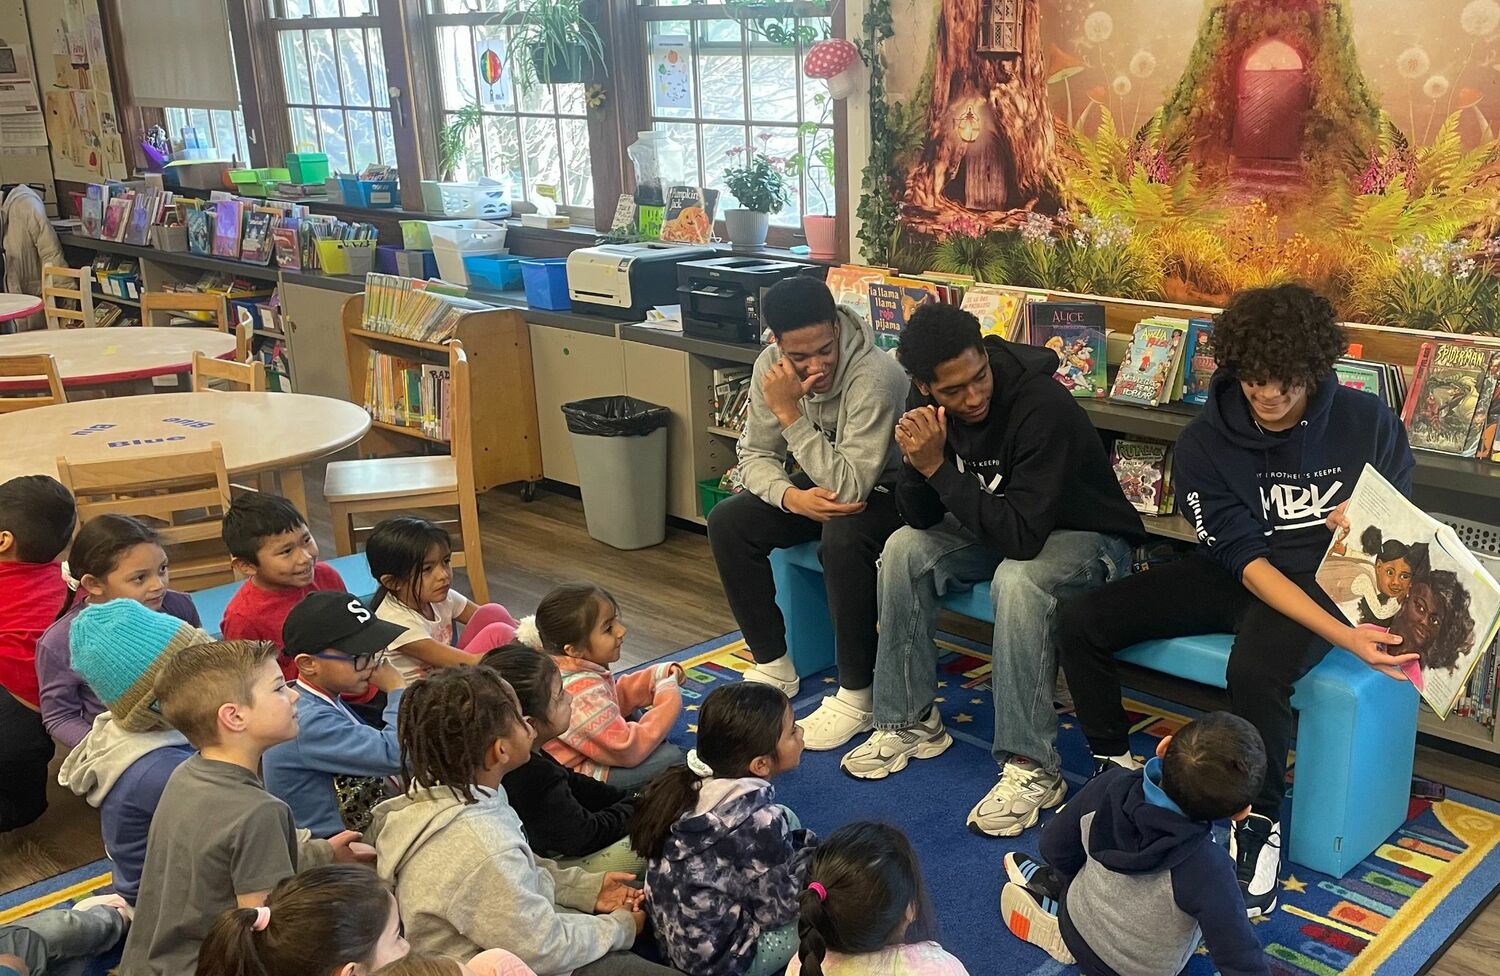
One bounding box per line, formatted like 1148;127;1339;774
1412;569;1475;673
1211;284;1347;390
895;303;984;383
397;666;525;805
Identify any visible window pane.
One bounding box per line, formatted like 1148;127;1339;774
280;0;311;17
308;30;342;106
517;66;556;115
319;108;351;172
703;123;747;206
190;108;212;133
377;111;396;166
337;29;372;107
520;116;562;197
369;29;390;107
347;109;378;169
648;21;692;119
211;111;240;161
747;47;798;124
655;121;700;187
436;26;478;108
280;31;312;104
555;82;586;117
483;114;521;189
341;0;375;14
559;117;592;206
697;20;744;121
427;0;513;11
311;0;340;15
290;107;320;154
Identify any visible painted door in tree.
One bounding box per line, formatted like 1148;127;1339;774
1233;39;1307;160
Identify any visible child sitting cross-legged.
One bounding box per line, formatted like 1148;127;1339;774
120;640;373;976
366;667;676;976
37;514;202;750
480;644;643;875
530;583;683;790
263;592;409;837
790;822;967;976
369;517;520;683
194;864;410;976
632;682;816;976
1000;711;1271;976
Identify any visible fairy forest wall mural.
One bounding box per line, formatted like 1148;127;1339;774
868;0;1500;335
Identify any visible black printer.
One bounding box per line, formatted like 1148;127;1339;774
678;256;820;344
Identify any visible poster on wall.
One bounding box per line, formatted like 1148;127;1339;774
475;37;509;107
651;35;691;110
35;0;126;181
873;0;1500;338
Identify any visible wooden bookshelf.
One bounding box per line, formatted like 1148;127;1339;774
341;294;543;495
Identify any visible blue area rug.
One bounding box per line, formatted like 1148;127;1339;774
655;631;1500;976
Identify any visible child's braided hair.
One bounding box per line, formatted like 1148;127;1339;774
397;666;524;805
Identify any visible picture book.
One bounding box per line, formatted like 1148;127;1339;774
960;285;1026;341
81;183;105;238
1403;342;1497;456
1479;370;1500;460
1334;356;1385;401
240;211;275;265
1181;318;1216;405
123;192;156;246
270;218;301;270
867;281;935;353
102;198;132;242
186;208;212;256
1109;318;1189;406
212;200;244;259
825;265;887;325
659;185;719;244
1316;463;1500;718
1031;324;1107;397
1110;439;1173;515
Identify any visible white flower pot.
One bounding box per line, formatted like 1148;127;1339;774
725;209;770;248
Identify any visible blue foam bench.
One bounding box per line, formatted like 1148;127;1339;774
770;541;1417;876
188;553;380;637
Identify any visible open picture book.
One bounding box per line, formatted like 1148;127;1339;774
1315;464;1500;719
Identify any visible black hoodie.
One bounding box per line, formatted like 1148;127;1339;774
1042;764;1269;976
896;337;1146;559
1174;370;1414;580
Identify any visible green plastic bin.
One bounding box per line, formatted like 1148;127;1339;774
285;152;329;185
697;477;735;518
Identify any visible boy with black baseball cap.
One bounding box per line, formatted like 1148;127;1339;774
263;592;408;837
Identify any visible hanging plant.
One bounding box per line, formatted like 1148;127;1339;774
857;0;899;264
498;0;607;92
724;0;830;47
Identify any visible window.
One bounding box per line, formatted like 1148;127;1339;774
638;2;836;233
266;1;395;173
162;107;252;164
979;1;1024;55
427;1;595;215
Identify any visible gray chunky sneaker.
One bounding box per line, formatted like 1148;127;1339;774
838;706;952;780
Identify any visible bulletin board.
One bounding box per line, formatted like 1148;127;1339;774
27;0;126;182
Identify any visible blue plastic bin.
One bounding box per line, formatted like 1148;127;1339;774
521;258;571;310
464;254;524;292
337;176;399;209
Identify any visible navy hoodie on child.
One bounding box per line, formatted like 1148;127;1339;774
1175;371;1413;580
1042;763;1269;976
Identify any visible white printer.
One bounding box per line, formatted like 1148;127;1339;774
566;242;716;319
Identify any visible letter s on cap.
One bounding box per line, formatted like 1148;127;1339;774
348;599;371;623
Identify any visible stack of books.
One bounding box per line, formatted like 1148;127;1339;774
962;284;1048;342
1108;317;1214;407
361;273;490;342
364;352;453;440
83;181;179;245
1333;354;1406;412
1400;340;1500;462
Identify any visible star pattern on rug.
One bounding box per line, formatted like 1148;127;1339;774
1250;914;1271;926
935;697;946;703
1281;875;1308;893
1061;722;1074;730
823;677;836;684
970;698;983;705
687;724;698;733
937;681;948;688
954;713;974;723
686;705;699;712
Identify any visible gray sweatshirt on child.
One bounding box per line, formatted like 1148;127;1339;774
366;783;635;976
737;305;908;508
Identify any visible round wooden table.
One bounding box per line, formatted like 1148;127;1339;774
0;328;238;393
0;392;371;515
0;294;43;329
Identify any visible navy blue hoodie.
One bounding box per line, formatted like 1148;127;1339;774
1042;763;1269;976
1174;371;1413;580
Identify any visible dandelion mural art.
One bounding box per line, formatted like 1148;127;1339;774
882;0;1500;335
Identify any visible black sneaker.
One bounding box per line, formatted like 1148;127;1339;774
1002;851;1064;901
1230;813;1281;917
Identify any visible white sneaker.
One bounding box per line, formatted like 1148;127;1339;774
839;707;952;780
967;762;1067;837
798;695;874;751
1000;882;1074;964
1229;814;1281;917
741;662;799;697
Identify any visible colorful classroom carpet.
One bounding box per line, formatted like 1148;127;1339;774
657;631;1500;976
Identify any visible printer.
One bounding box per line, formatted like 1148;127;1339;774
566;242;716;319
678;256;818;344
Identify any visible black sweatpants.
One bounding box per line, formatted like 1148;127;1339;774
1056;553;1335;819
706;476;903;691
0;691;54;832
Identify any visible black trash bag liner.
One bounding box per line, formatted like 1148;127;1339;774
562;396;671;437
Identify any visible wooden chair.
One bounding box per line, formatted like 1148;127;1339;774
141;291;247;359
323;341;490;604
56;441;236;592
191;350;266;392
41;265;95;330
0;354;68;413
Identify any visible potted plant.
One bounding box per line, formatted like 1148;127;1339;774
722;150;791;248
501;0;607;91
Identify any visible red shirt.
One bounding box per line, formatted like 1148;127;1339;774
0;561;68;708
220;562;347;680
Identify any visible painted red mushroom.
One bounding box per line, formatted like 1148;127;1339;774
804;39;862;100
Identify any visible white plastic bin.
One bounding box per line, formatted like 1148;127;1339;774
427;219;509;285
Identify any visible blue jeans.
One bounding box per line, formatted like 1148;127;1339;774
0;906;127;976
873;517;1132;773
605;740;686;791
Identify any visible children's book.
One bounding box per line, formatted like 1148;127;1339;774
240;211;276;265
102;198;132;242
825;265;887;325
1181;318;1216;405
659;185;719;244
1109;318;1189;406
212;200;244;259
1110;439;1173;515
1402;341;1496;456
1316;463;1500;718
1334;356;1385;401
960;285;1022;340
270;218;301;271
123;192;156;246
1028;302;1107;398
186;208;212;256
867;281;935;353
81;183;106;238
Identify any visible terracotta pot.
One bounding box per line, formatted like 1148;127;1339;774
803;215;836;258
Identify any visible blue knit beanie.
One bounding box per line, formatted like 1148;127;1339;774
71;599;211;732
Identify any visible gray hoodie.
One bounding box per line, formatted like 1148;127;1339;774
737;305;908;508
366;783;635;976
